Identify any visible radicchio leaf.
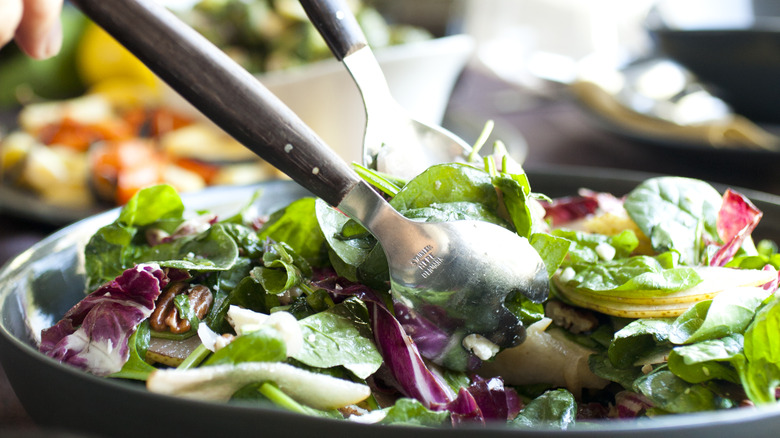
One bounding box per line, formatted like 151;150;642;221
710;189;762;267
40;264;168;376
465;375;523;422
314;273;524;426
541;189;623;227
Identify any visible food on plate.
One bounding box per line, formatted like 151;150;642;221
0;93;280;208
38;147;780;428
179;0;432;73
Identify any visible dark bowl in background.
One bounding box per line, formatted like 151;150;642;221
646;0;780;124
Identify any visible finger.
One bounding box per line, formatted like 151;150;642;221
14;0;64;59
0;0;24;49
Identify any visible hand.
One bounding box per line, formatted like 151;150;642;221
0;0;64;59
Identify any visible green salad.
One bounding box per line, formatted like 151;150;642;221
39;147;780;428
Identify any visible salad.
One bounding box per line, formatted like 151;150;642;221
38;147;780;429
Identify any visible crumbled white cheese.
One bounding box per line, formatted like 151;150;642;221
226;306;303;356
595;242;616;261
559;266;576;283
348;409;388;424
462;333;500;361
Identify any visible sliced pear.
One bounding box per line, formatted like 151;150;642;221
147;362;370;409
478;318;608;396
554;266;776;318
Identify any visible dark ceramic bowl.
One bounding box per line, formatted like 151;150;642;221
647;0;780;123
2;168;780;438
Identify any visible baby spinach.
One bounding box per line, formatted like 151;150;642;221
258;197;326;267
633;367;720;413
204;325;287;366
565;255;701;297
390;163;498;211
377;398;450;427
740;294;780;404
134;223;239;271
294;298;382;379
624;177;722;266
511;389;577;430
667;334;743;384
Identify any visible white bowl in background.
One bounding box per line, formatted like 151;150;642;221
163;34;475;164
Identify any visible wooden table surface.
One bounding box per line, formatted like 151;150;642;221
2;67;779;433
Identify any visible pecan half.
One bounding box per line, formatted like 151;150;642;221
150;282;213;334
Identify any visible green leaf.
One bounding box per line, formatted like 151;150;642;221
511;388;577;430
253;241;311;295
668;334;743;384
505;292;545;326
316;199;374;282
493;174;533;237
258;198;326;267
564;255;701;297
204;325;287;366
378;398;450;427
110;321;156;381
84;222;138;290
293;298;382;379
390;163;498;211
588;351;643;390
740;294;780;404
553;229;638;265
609;318;676;368
118;184;184;227
683;287;770;344
134;223;239;271
624;177;722;266
530;233;571;278
634;367;718;413
402;202;508;227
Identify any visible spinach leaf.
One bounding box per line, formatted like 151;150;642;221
204;325;287;366
668;334;743;384
588;351;643;390
633;367;719;413
553;229;638;264
739;294;780;404
390;163;498;211
530;233;570;278
511;388;577;430
253;241;311;295
134;223;239;271
493;174;532;237
624;177;722;266
378;398;450;427
84;222;140;290
258;197;326;267
293;298;382;379
566;255;701;296
118;184;184;227
680;287;769;344
402;201;508;226
609;318;676;368
316;199;375;282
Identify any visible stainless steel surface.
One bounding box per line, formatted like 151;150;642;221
337;181;548;370
299;0;473;179
343;47;473;178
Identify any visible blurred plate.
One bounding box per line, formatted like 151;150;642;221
2;168;780;437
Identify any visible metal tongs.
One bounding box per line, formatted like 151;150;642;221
69;0;548;370
298;0;473;180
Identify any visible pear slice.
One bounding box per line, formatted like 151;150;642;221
554;267;776;318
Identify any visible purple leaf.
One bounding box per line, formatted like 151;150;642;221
710;189;762;267
40;264;168;376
